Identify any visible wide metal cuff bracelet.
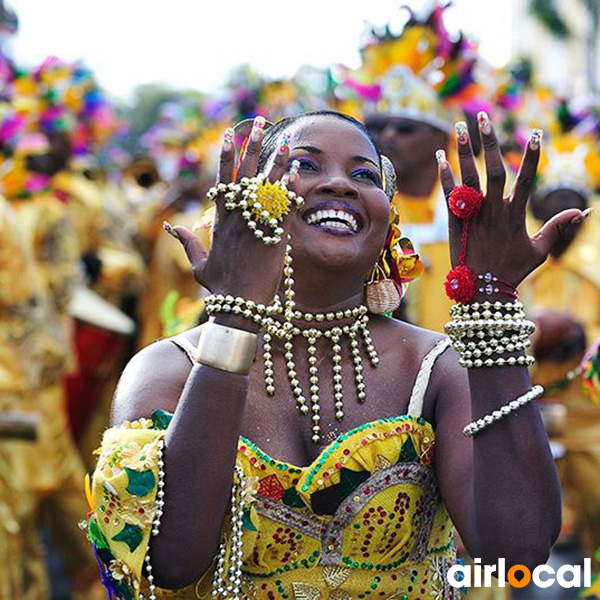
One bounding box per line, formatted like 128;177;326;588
196;320;258;375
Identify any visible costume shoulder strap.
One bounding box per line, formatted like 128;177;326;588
406;337;452;417
170;336;196;364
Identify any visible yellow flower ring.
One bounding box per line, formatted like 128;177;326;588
249;178;292;224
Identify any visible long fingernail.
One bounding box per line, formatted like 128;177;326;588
250;116;266;142
529;128;543;151
571;209;591;225
163;220;179;239
278;133;291;152
477;111;492;135
223;127;234;152
435;149;447;167
251;126;263;143
455;121;469;145
289;159;300;177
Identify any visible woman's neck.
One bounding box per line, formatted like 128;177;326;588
278;269;365;315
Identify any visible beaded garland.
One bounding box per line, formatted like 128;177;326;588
206;245;379;444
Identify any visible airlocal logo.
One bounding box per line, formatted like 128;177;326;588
447;558;592;590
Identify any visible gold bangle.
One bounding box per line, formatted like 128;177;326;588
196;319;258;375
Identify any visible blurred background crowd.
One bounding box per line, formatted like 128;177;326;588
0;0;600;598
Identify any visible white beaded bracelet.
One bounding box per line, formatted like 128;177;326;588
459;354;535;369
462;385;544;437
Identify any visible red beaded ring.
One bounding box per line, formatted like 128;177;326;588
444;184;484;303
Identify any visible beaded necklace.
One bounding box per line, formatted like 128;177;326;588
206;244;379;443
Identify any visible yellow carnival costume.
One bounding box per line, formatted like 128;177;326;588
0;195;46;600
393;186;453;333
86;338;461;600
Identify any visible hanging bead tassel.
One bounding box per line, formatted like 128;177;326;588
211;465;247;599
143;438;165;600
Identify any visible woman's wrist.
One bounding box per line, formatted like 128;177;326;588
211;313;261;335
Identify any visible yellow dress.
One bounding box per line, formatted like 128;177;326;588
86;338;461;599
393;186;453;333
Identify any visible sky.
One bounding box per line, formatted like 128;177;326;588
8;0;514;102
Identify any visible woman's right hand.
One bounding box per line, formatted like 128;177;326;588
164;117;299;307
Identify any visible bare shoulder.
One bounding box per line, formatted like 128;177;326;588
110;328;201;425
372;316;467;422
371;315;447;362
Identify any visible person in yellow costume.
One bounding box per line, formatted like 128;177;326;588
519;131;600;572
338;3;486;333
0;192;47;600
137;118;217;348
83;110;571;599
2;133;106;600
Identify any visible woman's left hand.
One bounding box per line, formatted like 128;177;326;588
438;112;590;288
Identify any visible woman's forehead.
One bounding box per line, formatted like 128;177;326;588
285;116;379;161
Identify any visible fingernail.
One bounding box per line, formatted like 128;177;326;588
254;115;266;130
529;128;543;150
251;125;263;143
455;121;469;144
223;127;235;152
571;209;591;225
435;149;447;167
477;111;492;135
163;220;179;239
289;159;300;177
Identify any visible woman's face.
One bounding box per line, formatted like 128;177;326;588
277;115;390;278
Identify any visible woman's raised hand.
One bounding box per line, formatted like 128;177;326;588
437;112;590;288
164;117;299;306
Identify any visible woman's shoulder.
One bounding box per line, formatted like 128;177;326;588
110;326;203;425
371;314;447;358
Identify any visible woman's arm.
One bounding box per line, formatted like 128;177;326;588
432;353;560;570
111;334;252;588
108;118;299;589
429;114;588;570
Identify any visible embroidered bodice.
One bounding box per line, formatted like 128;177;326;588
86;338;461;600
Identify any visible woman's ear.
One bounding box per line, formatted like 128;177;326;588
380;155;397;199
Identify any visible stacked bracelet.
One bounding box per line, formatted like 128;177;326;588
463;385;544;436
445;301;535;369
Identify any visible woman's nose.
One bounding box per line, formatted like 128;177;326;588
316;174;358;198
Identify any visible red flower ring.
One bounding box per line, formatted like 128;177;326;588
444;266;477;303
449;185;484;220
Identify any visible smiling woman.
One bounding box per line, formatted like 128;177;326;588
83;110;578;599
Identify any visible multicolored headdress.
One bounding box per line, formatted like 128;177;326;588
497;74;600;196
334;1;486;131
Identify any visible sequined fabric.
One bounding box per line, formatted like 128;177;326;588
88;413;461;600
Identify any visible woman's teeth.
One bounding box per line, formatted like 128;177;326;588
305;209;359;233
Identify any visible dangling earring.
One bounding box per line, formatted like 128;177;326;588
365;263;402;314
364;203;423;315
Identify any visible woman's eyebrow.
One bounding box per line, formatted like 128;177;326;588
293;145;322;154
353;156;379;168
293;146;379;169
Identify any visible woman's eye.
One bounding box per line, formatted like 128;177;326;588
353;169;380;185
291;158;317;171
